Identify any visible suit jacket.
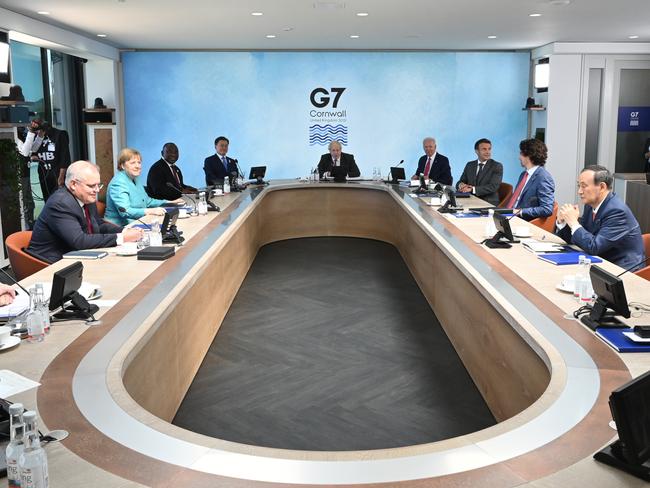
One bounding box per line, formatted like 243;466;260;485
27;187;122;263
511;166;555;221
644;137;650;172
105;170;167;226
204;154;239;185
556;192;645;271
317;152;360;178
456;159;503;205
415;153;452;186
147;158;190;200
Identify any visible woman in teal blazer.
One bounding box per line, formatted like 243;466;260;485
105;148;183;226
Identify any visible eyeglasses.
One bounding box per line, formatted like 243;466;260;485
75;180;104;191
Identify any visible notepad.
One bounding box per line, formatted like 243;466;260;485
62;250;108;259
537;251;602;265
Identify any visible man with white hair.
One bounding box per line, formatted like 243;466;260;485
317;140;360;180
412;137;452;186
27;160;143;263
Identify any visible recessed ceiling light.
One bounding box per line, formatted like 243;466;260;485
356;12;369;17
487;35;497;39
282;27;293;32
97;34;107;38
265;34;276;39
350;35;360;39
529;13;542;17
629;35;639;39
37;11;50;15
549;0;570;5
251;12;263;16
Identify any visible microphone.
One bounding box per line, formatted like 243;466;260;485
616;256;650;278
164;181;183;198
118;207;151;229
0;267;31;302
166;182;197;214
395;159;404;167
233;158;244;179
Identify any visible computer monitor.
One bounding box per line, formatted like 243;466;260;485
389;167;406;183
484;213;517;248
594;369;650;481
331;165;347;182
49;261;99;321
580;265;630;330
248;166;267;184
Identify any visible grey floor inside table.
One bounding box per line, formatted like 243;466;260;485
173;237;495;451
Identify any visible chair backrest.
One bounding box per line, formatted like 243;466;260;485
5;231;49;281
635;265;650;282
96;200;106;218
642;233;650;260
529;201;559;233
497;182;513;208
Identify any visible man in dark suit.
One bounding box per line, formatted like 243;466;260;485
506;138;555;221
412;137;452;185
456;138;503;205
27;161;143;263
147;142;197;200
556;165;645;271
317;140;360;179
204;136;240;185
643;137;650;173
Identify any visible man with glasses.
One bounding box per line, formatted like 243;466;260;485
27;160;143;263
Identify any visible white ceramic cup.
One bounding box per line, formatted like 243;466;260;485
562;275;576;292
514;226;531;237
213;189;223;196
0;325;12;346
121;242;138;254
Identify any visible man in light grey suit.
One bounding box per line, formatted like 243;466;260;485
456;138;504;206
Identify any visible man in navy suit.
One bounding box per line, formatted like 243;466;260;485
412;137;452;185
644;137;650;173
506;138;555;221
457;138;503;205
27;161;143;263
556;165;645;271
204;136;240;185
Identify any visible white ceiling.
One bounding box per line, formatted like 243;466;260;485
0;0;649;51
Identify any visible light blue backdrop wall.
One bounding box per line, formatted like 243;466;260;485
122;51;529;188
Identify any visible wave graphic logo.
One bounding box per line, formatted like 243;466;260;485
309;124;348;146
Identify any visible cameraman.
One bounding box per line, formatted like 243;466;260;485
16;119;71;201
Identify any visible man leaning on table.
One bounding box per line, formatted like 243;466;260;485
456;138;503;205
27;160;143;263
556;165;645;271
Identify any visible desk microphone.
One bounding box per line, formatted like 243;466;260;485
166;182;197;214
117;207;151;229
616;256;650;278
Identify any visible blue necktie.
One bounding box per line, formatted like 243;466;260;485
221;156;228;171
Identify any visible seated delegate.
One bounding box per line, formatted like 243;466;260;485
412;137;452;186
105;148;183;226
456;138;503;206
506;138;555;221
204;136;240;185
27;161;143;263
556;165;645;271
146;142;198;200
317;140;360;178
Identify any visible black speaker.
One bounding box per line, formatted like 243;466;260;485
82;110;114;124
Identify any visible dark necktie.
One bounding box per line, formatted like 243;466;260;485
221;156;228;171
83;205;93;234
476;162;485;182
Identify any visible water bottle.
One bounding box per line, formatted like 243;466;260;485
224;178;230;194
6;403;25;488
149;220;163;247
574;255;586;300
198;192;208;215
485;209;497;237
314;167;319;182
19;411;49;488
579;257;594;303
26;287;45;343
34;283;50;335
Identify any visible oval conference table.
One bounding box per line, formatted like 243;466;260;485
3;180;650;487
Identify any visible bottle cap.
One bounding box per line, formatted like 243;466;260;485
23;410;36;422
8;403;24;415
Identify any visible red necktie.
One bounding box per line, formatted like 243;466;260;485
83;205;93;234
173;167;181;185
423;157;432;177
507;172;529;208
